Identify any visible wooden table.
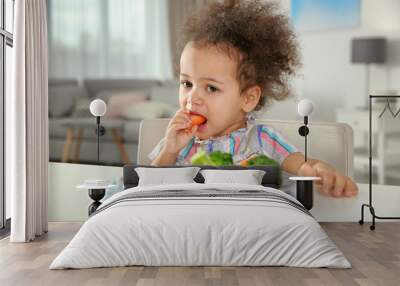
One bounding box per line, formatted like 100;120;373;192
61;118;131;164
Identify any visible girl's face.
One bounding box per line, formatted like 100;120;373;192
179;42;251;140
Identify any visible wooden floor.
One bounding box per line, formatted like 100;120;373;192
0;222;399;286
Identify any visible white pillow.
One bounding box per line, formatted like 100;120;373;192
200;169;266;185
135;167;200;186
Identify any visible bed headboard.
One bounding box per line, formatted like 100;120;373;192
136;118;354;178
123;165;281;190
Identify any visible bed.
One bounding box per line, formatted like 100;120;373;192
50;119;353;269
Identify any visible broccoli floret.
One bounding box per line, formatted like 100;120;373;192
247;155;278;166
191;150;276;167
190;150;216;166
190;150;233;166
209;151;233;166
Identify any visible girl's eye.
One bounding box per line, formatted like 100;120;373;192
180;80;192;88
207;85;218;93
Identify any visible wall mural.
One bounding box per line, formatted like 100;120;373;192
291;0;361;33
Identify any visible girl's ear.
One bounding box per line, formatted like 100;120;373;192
241;85;262;112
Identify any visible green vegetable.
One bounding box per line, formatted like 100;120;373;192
246;154;278;166
209;151;233;166
190;150;233;166
190;150;215;166
191;150;276;166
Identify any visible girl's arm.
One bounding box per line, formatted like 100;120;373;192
281;152;358;198
151;148;179;166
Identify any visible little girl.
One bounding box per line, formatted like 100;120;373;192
149;0;357;198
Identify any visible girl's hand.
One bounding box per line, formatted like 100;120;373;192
298;162;358;198
162;107;198;155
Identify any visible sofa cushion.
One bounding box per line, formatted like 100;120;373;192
71;96;92;117
104;92;148;118
121;101;176;120
83;79;160;98
149;80;180;107
49;85;88;117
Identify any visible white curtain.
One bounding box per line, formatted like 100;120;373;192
7;0;49;242
48;0;173;80
168;0;211;77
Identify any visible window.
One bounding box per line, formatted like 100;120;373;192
0;0;14;234
48;0;172;79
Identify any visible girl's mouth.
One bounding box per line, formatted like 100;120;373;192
197;121;207;132
189;111;208;131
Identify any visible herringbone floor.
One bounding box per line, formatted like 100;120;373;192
0;222;399;286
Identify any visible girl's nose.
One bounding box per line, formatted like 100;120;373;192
187;89;203;108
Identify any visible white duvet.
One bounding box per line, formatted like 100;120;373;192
50;183;350;269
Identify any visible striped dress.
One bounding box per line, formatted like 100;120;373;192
148;122;298;166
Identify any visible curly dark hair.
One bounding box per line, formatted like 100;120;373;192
179;0;301;110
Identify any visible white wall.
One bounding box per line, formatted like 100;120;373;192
47;162;400;222
262;0;400;122
48;162;122;221
45;1;400;222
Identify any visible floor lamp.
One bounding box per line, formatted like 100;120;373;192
84;99;108;215
90;99;107;162
351;37;386;109
290;99;320;210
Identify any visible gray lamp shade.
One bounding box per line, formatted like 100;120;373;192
351;38;387;64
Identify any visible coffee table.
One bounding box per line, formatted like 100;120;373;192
60;118;131;164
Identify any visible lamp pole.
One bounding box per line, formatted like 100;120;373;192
365;63;370;109
87;99;108;216
290;99;318;211
297;99;314;163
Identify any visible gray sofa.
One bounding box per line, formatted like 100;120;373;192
49;78;179;165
